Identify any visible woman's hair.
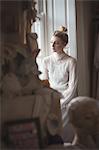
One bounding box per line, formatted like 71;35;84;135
53;26;68;46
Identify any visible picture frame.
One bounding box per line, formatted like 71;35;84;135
3;118;43;149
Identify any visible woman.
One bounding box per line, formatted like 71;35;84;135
40;26;78;142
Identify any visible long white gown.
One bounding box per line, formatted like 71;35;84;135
40;52;78;138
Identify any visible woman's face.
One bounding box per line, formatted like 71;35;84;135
50;36;65;53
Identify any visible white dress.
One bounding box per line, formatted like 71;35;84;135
40;52;78;127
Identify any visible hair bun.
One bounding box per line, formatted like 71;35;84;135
58;26;67;32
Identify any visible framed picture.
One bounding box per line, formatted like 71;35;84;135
3;118;43;149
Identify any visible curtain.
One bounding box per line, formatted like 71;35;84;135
94;32;99;99
92;22;99;100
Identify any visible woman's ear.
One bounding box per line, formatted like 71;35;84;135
63;41;67;47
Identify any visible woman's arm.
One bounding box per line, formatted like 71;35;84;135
39;57;49;80
61;58;78;105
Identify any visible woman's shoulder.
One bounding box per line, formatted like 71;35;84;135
43;54;54;63
69;56;77;63
65;54;77;64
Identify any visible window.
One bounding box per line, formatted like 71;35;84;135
31;0;46;57
32;0;77;70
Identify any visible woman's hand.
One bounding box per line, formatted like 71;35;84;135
41;80;50;87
